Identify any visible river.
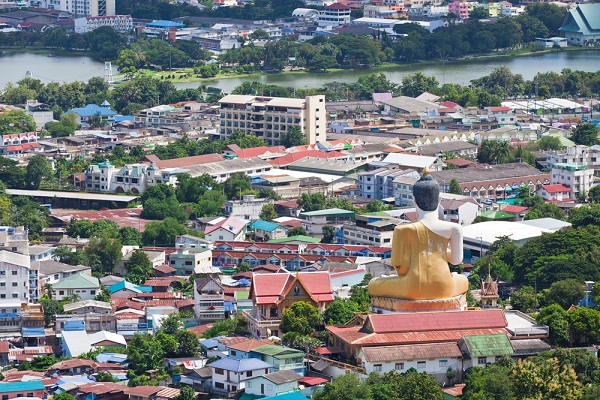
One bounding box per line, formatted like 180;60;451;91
1;49;600;92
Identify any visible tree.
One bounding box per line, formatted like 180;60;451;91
469;6;488;19
349;286;371;312
140;184;186;222
314;373;371;400
367;370;445;400
546;279;585;309
174;386;196;400
236;262;251;273
569;204;600;227
202;318;246;338
142;218;187;247
281;126;307;148
40;298;63;326
449;178;462;195
512;358;582;400
323;299;358;325
567;307;600;344
524;202;564;220
298;193;327;212
280;301;320;334
537;136;563;151
462;365;516;400
95;371;117;382
177;330;200;357
160;313;183;335
536;304;570;344
366;200;385;213
53;394;76;400
118;226;142;246
259;203;277;221
94;286;111;303
401;72;439;97
0;109;35;135
510;286;537;312
223;172;253;200
287;226;308;237
125;249;153;285
321;225;335;244
25;155;53;189
571;122;599;146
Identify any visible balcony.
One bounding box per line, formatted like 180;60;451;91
242;310;281;328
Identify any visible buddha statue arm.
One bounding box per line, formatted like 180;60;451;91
446;226;464;266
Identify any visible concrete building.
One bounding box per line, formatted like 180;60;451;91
194;276;225;323
224;195;273;221
30;0;115;17
317;3;351;27
0;250;31;303
341;215;402;247
208;357;272;396
439;197;480;226
169;247;216;275
393;175;418;206
52;272;100;301
537;184;573;203
219;94;326;146
73;15;133;33
204;216;248;242
550;163;593;198
547;145;600;169
358;168;420;200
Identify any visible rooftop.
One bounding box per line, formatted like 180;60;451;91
461;333;514;357
208;357;272;372
52;272;99;290
362;342;462;362
7;189;137;203
430;162;546;184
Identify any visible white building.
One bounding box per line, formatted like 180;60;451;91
317;3;351;27
208;357;273;396
194;276;225;323
393;175;418;206
358;168;420;201
52;272;100;301
439;197;480;226
31;0;115;17
219;94;326;146
342;215;402;247
359;343;463;384
245;370;302;397
224;195;273;221
536;184;573;203
85;160;175;194
204;216;248;242
547;145;600;170
74;15;133;33
0;250;31;302
550;163;593;198
169;247;217;275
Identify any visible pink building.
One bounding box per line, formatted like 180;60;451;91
449;1;470;19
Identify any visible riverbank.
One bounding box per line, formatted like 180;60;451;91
114;46;600;86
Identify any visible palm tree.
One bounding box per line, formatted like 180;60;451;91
42;283;53;299
492;141;510;164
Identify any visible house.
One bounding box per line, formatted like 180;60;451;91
227;338;273;360
245;272;334;338
88;331;127;348
107;280;152;298
168;247;216;275
49;358;97;374
208;357;273;396
204;216;248;242
559;4;600;46
245;370;302;397
250;345;305;375
52;272;100;301
359;343;463;384
194;276;225;324
35;260;91;287
536;184;573;203
0;380;45;399
251;220;288;241
439;198;480;226
67;103;117;125
458;333;514;369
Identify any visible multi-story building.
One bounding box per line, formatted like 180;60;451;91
194;276;225;323
52;272;100;301
224;195;273;221
31;0;115;17
550;163;594;198
168;247;216;275
317;2;351;27
341;215;401;247
546;145;600;170
358;168;420;200
0;250;31;303
85;160;174;193
394;175;418;206
73;15;133;33
448;0;470;19
219;94;326;146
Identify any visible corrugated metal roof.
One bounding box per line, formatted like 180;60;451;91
462;334;514;357
362;343;462;362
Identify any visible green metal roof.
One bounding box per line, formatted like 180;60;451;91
560;4;600;35
52;272;99;289
267;235;321;244
252;344;304;358
463;334;514;357
299;208;356;218
234;290;250;300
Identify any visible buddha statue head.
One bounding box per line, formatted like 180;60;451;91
413;167;439;212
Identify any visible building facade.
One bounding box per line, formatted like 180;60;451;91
224;195;274;221
550;163;593;198
73;14;132;33
219;94;326;146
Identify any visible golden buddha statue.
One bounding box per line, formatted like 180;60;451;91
368;169;469;303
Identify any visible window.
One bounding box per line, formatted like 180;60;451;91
478;357;487;365
247;371;252;377
12;282;17;287
373;364;382;372
0;283;4;287
215;368;224;375
12;294;18;298
230;350;237;356
12;271;17;275
439;360;448;367
395;363;404;371
267;384;273;391
215;382;224;389
417;361;426;370
247;381;252;388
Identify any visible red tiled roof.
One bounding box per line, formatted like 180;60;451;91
441;101;460;109
176;299;194;308
269;150;346;166
50;359;97;370
503;205;528;213
187;323;214;338
443;384;466;397
236;145;285;159
3;370;45;382
154;153;223;169
51;208;152;232
488;106;510;112
129;291;183;299
153;264;176;274
445;158;476;167
78;382;126;395
542;184;572;193
143;279;173;287
326;2;351;9
124;386;165;396
367;309;507;333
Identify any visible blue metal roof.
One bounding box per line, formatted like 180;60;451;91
250;220;282;232
262;392;308;400
108;280;152;294
208;357;272;372
68;104;117;118
0;380;45;392
147;20;185;28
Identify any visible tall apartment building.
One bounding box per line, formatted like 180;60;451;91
218;94;326;146
546;145;600;170
194;276;225;324
31;0;115;17
357;168;420;200
317;3;351;27
0;227;33;302
551;163;594;198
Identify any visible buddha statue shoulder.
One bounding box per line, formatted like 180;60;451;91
368;169;469;301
